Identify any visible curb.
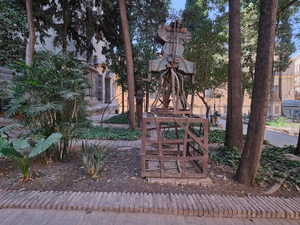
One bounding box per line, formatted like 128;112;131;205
0;190;299;219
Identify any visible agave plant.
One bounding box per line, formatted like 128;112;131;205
81;140;109;178
0;133;62;184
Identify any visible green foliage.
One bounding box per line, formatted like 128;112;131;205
209;130;226;143
256;145;300;188
80;140;109;177
209;146;241;169
6;51;91;161
73;126;141;141
0;133;62;180
162;128;226;143
182;1;228;114
265;116;297;128
0;0;27;66
103;113;130;124
100;0;170;92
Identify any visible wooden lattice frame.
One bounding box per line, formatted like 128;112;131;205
141;115;209;178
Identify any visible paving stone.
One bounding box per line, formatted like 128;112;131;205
25;191;44;209
81;192;92;210
244;196;263;218
138;193;144;213
98;192;108;211
200;194;214;216
183;194;194;216
143;193;149;213
255;196;276;218
191;194;203;216
237;196;255;218
161;194;171;213
93;192;104;211
249;196;268;218
61;191;77;210
284;198;300;219
10;191;34;209
51;192;70;210
174;193;183;215
187;194;198;216
4;191;29;208
104;192;113;211
68;192;85;210
157;193;164;213
219;195;234;217
194;194;208;216
119;192;127;212
170;193;178;214
178;193;189;215
209;195;223;217
148;193;154;213
0;190;18;208
269;196;295;219
128;192;135;213
214;195;227;217
152;193;159;213
124;192;131;212
133;193;140;213
23;191;40;209
112;192;120;212
264;196;286;218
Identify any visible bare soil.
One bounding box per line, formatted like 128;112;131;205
0;146;299;198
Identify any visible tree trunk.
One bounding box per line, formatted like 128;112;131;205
197;93;210;119
118;0;136;130
25;0;35;66
224;0;243;153
295;128;300;155
62;0;68;53
121;85;125;114
235;0;278;186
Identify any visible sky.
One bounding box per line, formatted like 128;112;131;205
171;0;186;11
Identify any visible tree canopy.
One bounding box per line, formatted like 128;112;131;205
0;0;27;66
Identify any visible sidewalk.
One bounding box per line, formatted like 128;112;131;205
1;208;299;225
0;189;299;224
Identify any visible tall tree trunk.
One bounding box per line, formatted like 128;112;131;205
279;71;282;101
295;128;300;155
225;0;243;153
121;85;125;114
62;0;68;53
235;0;278;186
25;0;35;66
118;0;136;130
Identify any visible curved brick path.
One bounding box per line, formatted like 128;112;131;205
0;190;299;220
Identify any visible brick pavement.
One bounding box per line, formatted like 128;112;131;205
0;190;299;220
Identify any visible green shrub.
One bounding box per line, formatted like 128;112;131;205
74;126;141;141
6;51;91;160
0;133;62;183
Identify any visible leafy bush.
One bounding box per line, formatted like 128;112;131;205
103;113;131;124
80;140;109;177
256;145;300;188
6;51;91;160
73;126;142;141
0;133;62;183
209;146;241;169
162;129;226;143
